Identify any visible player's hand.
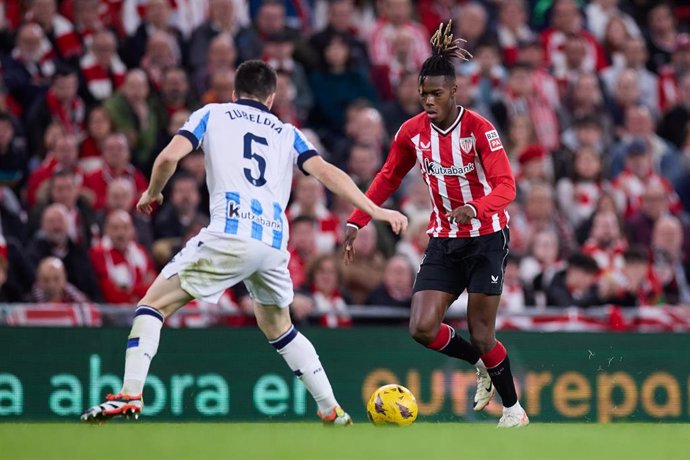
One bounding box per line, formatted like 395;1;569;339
373;208;408;235
343;225;358;265
136;190;163;215
448;205;476;225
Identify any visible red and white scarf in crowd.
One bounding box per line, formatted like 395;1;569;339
98;236;151;291
45;89;85;136
80;52;126;101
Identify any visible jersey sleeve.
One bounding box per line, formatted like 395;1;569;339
291;127;320;175
178;106;211;150
347;124;417;228
466;120;516;219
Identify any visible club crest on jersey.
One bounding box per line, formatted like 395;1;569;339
460;137;473;153
423;158;475;177
485;130;503;152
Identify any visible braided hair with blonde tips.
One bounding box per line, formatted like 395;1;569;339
418;20;473;84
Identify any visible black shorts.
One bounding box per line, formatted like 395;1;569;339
413;228;510;296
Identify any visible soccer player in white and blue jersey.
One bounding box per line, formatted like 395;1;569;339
81;61;408;425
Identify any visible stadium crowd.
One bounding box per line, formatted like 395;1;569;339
1;0;690;327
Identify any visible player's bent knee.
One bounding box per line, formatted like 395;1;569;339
409;320;439;345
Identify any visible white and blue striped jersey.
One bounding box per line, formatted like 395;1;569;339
177;99;318;252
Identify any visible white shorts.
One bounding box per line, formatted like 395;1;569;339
161;228;294;307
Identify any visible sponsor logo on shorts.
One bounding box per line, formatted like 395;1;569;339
491;275;499;284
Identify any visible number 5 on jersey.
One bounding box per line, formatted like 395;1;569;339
244;133;267;187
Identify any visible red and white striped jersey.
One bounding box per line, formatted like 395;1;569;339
348;107;516;238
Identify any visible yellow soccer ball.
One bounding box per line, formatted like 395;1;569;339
366;384;418;426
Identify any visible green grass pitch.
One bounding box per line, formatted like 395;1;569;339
1;422;687;460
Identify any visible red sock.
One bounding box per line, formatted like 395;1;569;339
480;340;506;368
426;323;452;350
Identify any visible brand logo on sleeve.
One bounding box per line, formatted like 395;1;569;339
485;130;503;152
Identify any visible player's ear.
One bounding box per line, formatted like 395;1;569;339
231;90;237;102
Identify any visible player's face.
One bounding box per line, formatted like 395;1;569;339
419;76;456;124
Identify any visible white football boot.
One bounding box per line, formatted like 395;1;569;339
81;393;143;423
473;366;495;411
318;406;353;426
497;403;529;428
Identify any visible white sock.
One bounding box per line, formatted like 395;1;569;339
121;306;163;395
504;400;524;413
270;325;338;415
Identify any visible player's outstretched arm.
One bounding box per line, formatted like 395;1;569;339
302;156;408;235
137;134;194;215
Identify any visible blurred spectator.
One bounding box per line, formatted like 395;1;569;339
645;3;678;73
330;105;387;169
347;144;381;190
79;106;113;169
1;23;54;111
26;0;83;62
310;0;369;69
79;30;126;104
287;175;340;253
271;70;302;126
340;222;386;304
560;115;608;162
494;62;560;152
287;215;319;289
309;33;378;137
90;210;156;304
121;0;184;68
395;216;428;267
156;67;196;128
71;0;105;48
500;254;536;313
0;235;35;302
626;181;675;248
504;114;537;167
253;0;316;68
192;33;237;96
609;106;680;182
546;252;601;307
26;133;83;207
600;16;633;68
519;229;565;298
263;32;313;117
26;66;85;151
611;139;681;218
601;37;658;113
201;68;236;105
178;149;209;214
139;31;181;92
370;23;422;101
586;0;641;42
187;0;261;71
496;0;536;66
82;133;148;211
511;183;576;256
658;34;690;113
28;169;99;248
399;173;432;224
104;70;160;168
96;178;154;248
516;144;552;197
463;41;506;111
365;254;414;308
599;246;661;306
0;112;27;189
368;0;430;70
553;34;595;96
380;71;420;137
541;0;607;74
582;210;627;272
658;72;690;149
153;173;204;241
304;254;351;328
556;147;607;228
151;109;191;173
560;73;610;139
26;257;89;303
607;69;646;132
453;2;494;57
650;216;690;304
27;203;102;301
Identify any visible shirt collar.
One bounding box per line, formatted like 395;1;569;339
235;99;270;112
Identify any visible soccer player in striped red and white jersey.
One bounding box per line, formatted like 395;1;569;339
345;22;528;427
